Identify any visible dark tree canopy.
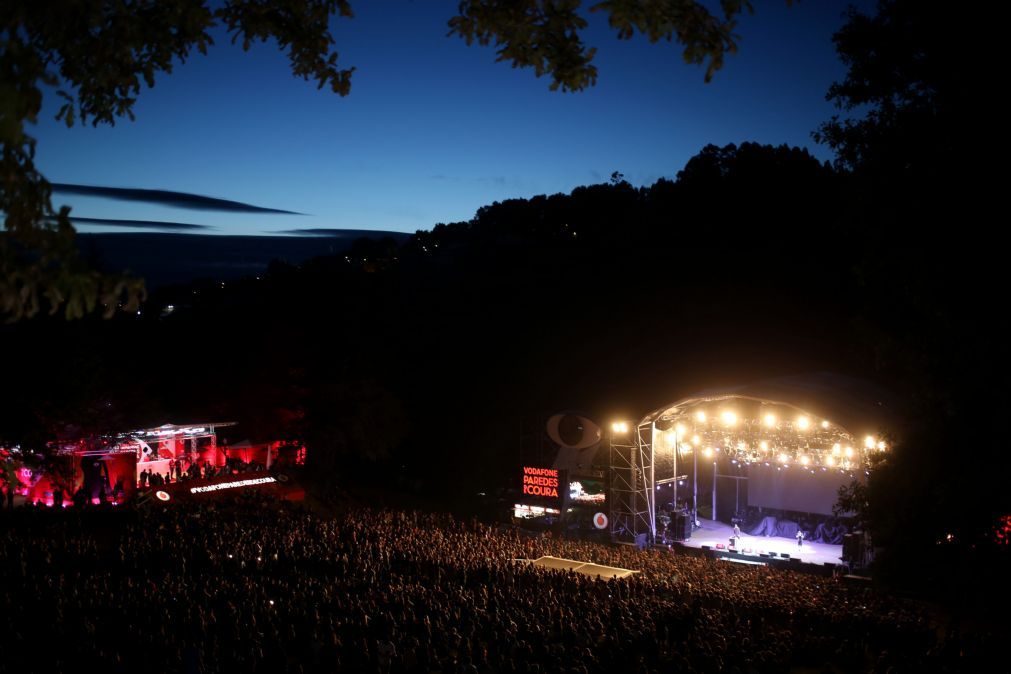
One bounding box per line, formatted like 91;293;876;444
812;0;1008;589
813;0;990;219
450;0;753;92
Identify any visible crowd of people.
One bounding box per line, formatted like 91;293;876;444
0;494;994;673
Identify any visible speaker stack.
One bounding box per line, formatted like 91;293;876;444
671;512;692;541
842;533;857;562
842;532;866;566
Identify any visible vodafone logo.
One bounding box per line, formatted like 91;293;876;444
593;512;608;530
155;491;171;502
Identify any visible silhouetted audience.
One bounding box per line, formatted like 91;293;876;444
0;498;993;673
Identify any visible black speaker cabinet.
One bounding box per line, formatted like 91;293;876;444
672;513;692;541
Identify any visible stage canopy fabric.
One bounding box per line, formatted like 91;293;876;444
518;556;639;579
640;372;900;437
637;372;901;472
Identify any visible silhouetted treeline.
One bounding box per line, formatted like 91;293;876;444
408;142;839;254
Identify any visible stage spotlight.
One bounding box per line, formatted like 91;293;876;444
796;416;810;430
611;421;629;434
695;411;707;422
759;441;769;451
864;435;876;449
763;413;776;427
800;455;809;466
832;443;841;455
821;420;830;429
675;423;686;435
692;435;701;445
826;456;835;466
877;441;887;451
845;446;854;458
779;453;789;463
703;447;713;458
721;411;737;426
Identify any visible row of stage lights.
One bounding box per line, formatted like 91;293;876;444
612;410;886;469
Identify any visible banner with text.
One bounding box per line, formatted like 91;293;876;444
521;465;567;506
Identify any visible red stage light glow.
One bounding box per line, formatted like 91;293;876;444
995;514;1011;545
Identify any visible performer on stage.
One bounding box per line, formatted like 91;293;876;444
733;523;741;539
796;529;805;547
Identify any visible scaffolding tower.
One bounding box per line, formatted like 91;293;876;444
608;421;656;542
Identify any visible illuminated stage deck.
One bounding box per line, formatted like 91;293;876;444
678;517;845;567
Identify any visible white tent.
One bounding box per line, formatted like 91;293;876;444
517;556;639;579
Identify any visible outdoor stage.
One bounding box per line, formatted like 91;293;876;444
679;517;845;567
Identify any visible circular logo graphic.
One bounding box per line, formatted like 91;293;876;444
155;490;171;502
276;473;289;483
593;512;608;530
547;412;603;449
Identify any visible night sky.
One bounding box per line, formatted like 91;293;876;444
33;0;869;236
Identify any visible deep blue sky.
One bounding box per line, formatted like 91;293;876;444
33;1;869;236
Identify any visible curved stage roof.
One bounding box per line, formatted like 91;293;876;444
638;373;899;471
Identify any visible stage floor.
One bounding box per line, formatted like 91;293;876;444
679;518;844;566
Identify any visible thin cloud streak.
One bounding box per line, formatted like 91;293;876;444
52;183;303;214
57;216;215;231
275;228;413;239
